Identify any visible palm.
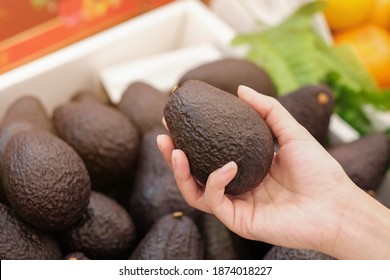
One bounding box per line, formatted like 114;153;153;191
226;139;349;248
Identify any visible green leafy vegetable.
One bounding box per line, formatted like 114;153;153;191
232;1;390;135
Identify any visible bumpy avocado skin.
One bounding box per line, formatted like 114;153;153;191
1;96;56;135
327;133;390;192
178;58;277;97
129;213;203;260
53;102;140;190
59;191;136;260
129;126;199;237
264;246;335;260
118;82;169;133
278;85;334;145
164;80;274;195
2;130;91;232
198;214;251;260
71;91;103;104
0;123;35;207
0;203;62;260
0;96;56;197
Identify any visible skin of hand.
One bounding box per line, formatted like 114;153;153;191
157;85;390;260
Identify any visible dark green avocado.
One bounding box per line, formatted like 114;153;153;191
118;82;169;133
178;58;277;97
129;212;203;260
129;126;199;237
278;85;334;145
59;191;136;259
327;133;390;192
164;80;274;195
2;130;91;232
53;101;140;190
263;246;335;260
0;203;62;260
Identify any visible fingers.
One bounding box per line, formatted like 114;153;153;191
157;135;211;213
237;85;314;146
171;149;212;214
204;162;237;227
162;117;169;131
156;134;175;170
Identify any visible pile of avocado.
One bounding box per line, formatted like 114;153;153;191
0;58;389;260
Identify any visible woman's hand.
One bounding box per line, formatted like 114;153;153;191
157;85;390;259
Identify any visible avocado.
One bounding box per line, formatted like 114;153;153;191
197;213;251;259
59;191;136;260
0;122;35;206
0;203;62;260
327;133;390;192
129;212;203;260
245;240;274;259
0;96;56;196
53;101;140;190
2;130;91;231
178;58;277;97
63;251;90;260
164;80;274;195
1;95;55;135
263;246;335;260
71;91;103;104
277;85;334;145
118;82;169;133
129;126;199;237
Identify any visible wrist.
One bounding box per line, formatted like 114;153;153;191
323;182;390;259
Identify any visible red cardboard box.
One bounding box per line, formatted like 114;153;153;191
0;0;174;74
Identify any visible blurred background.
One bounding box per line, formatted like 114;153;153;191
1;0;390;158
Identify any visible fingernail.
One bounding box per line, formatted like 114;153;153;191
162;117;168;131
172;149;180;170
219;161;235;175
156;135;163;149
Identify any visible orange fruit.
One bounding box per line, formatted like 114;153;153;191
322;0;375;31
333;24;390;88
371;0;390;30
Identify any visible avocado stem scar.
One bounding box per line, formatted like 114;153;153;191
171;86;179;94
317;92;329;105
172;211;184;218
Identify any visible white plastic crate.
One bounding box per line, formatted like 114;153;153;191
0;0;235;118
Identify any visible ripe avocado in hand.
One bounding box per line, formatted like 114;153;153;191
164;80;274;195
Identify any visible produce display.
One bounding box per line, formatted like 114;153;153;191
0;54;389;260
